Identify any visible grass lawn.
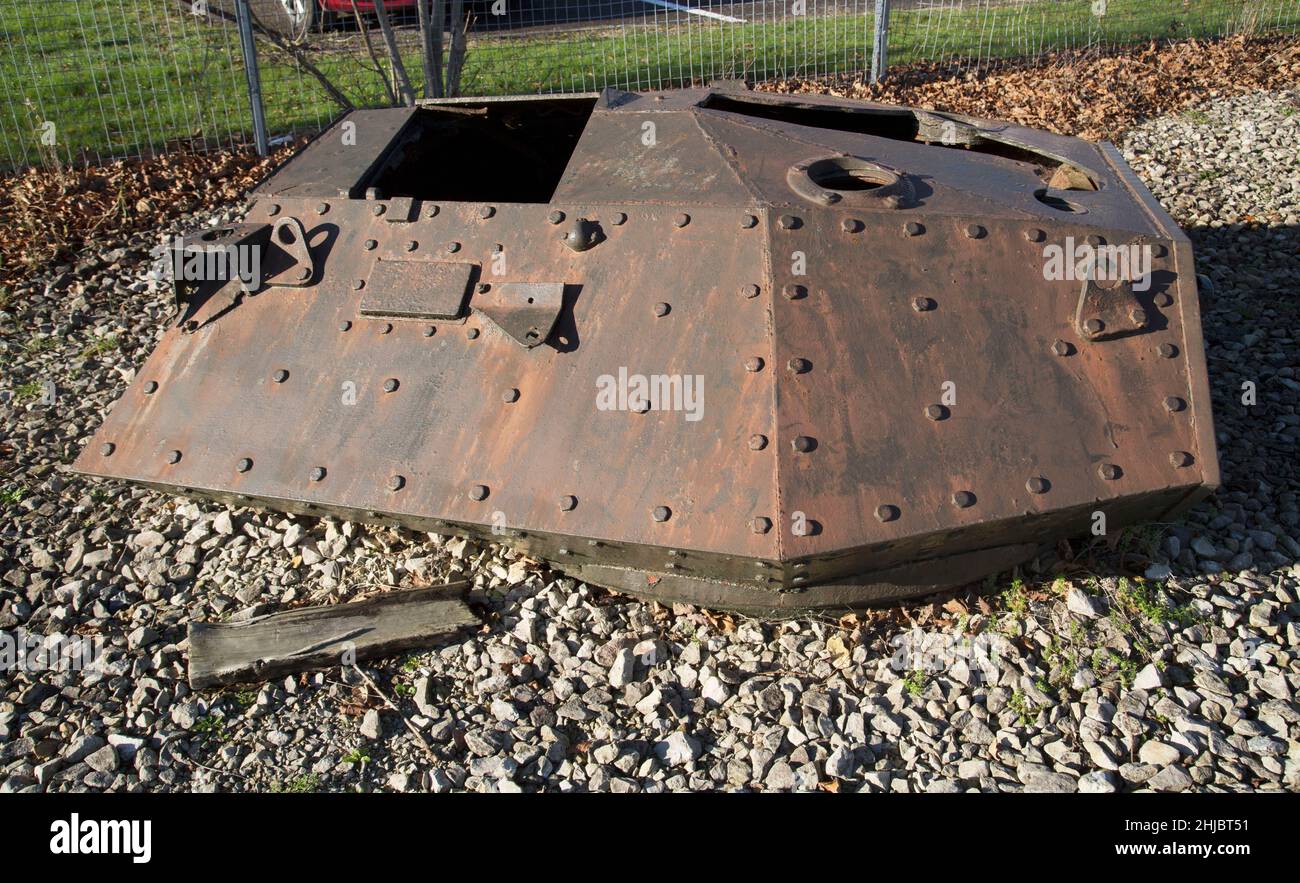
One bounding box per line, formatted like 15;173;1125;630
1;0;1296;168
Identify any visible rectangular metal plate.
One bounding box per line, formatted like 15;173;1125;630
359;260;475;320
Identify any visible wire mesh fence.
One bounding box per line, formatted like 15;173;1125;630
2;0;1298;170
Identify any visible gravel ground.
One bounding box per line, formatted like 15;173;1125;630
1;89;1297;794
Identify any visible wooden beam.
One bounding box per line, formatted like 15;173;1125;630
187;583;477;689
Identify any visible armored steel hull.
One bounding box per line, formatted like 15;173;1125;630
74;87;1218;616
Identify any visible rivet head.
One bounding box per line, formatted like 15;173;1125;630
273;369;289;383
965;224;986;239
467;328;480;340
925;404;949;421
791;436;815;453
100;443;115;456
653;302;671;317
426;204;440;217
352;279;365;290
911;296;935;312
423;326;435;337
751;516;772;534
748;434;768;451
547;210;565;225
741;214;758;229
1157;343;1178;358
479;206;495;219
559;495;577;511
952;490;976;508
1151;244;1168;258
446;241;461;253
782;284;806;300
380;323;393;335
788;357;811;374
503;388;520;403
1161;396;1185;413
841;218;862;233
1098;463;1121;480
1024;228;1045;242
310;466;326;482
1130;308;1147;326
1170;451;1193;467
904;221;924;236
405;240;418;252
744;357;764;373
1084;318;1104;335
652;506;671;522
476;282;491;294
1154;292;1174;308
673;213;690;228
383;378;399;393
742;284;760;299
388;475;405;492
469;484;489;501
268;203;282;216
363;239;377;250
166;450;182;464
778;215;799;230
1026;476;1050;494
314;202;327;215
296;266;311;281
144;381;159;394
339;321;352;332
610;211;627;226
237;458;253;473
1052;339;1071;356
875;504;900;523
372;204;386;216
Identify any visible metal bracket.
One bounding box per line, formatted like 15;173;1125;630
1074;274;1146;341
169;222;270;317
474;282;565;348
264;216;316;287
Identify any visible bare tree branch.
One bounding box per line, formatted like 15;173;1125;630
373;0;417;106
351;0;398;106
446;0;468;97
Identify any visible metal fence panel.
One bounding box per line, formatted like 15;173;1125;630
1;0;1297;170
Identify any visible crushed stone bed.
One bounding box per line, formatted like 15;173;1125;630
0;88;1296;794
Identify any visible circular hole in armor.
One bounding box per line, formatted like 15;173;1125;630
806;157;897;193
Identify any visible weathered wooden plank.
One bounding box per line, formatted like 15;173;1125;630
187;582;477;689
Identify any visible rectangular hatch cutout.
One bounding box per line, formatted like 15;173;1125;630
359;260;475;320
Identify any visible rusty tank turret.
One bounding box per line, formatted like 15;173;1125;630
74;86;1218;616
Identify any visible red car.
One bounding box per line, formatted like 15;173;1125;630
276;0;419;36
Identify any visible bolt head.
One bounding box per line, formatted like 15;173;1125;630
1157;343;1178;358
952;490;976;508
611;212;627;226
100;442;115;456
1052;339;1071;356
479;206;495;219
912;296;935;312
447;241;461;253
1098;463;1121;480
744;357;764;373
1130;308;1147;326
1169;451;1193;467
652;506;671;522
548;210;565;225
273;369;289;383
383;378;399;393
423;326;436;337
792;436;815;453
1024;228;1045;242
778;215;799;230
653;302;670;317
875;504;900;523
388;475;405;491
503;388;520;403
751;516;773;534
352;279;365;290
904;221;924;236
469;484;489;501
363;239;377;251
841;218;862;233
673;213;690;228
782;284;806;300
559;495;577;511
296;267;311;280
406;240;418;252
310;467;326;482
788;357;811;373
925;404;948;421
965;224;985;239
1084;318;1105;335
1026;476;1049;494
167;450;182;464
1154;292;1174;308
339;321;352;332
741;215;758;229
467;328;480;340
144;381;158;394
237;458;253;473
748;434;768;451
313;202;327;215
1163;396;1185;413
372;204;386;216
743;284;760;299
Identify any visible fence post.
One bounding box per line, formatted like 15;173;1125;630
871;0;891;84
233;0;268;156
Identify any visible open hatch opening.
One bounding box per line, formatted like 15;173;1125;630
360;97;598;204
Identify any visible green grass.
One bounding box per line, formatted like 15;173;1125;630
2;0;1297;166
